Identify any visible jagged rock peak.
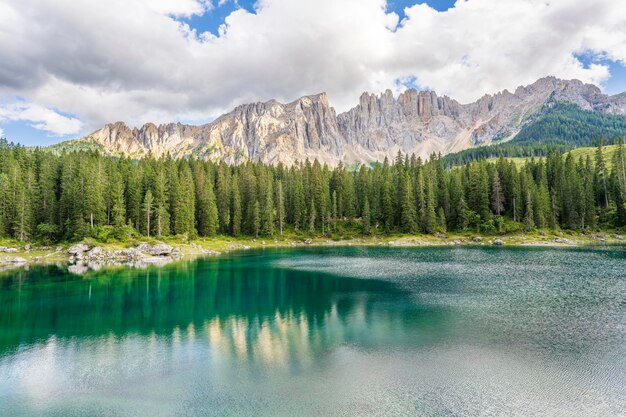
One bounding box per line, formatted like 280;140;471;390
80;77;625;166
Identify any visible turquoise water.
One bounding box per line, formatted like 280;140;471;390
0;246;625;416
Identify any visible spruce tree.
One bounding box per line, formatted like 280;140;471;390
110;170;126;239
308;199;316;233
231;176;242;236
381;175;394;232
595;140;609;209
362;196;371;235
423;177;437;234
261;177;274;236
252;200;261;238
276;180;285;236
175;163;196;238
142;189;154;236
331;190;338;231
400;174;417;233
491;170;505;216
216;164;231;234
153;168;170;238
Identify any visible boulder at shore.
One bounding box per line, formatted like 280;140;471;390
68;244;90;255
135;242;174;256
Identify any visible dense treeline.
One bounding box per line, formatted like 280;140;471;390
514;103;626;146
443;103;626;166
0;140;624;243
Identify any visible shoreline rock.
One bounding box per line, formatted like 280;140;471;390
63;241;214;274
554;237;576;245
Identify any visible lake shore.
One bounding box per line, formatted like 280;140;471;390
0;231;623;274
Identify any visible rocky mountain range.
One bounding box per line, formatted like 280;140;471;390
71;76;626;165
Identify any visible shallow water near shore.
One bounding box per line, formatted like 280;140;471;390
0;246;625;416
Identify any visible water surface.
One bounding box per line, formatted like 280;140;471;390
0;246;625;416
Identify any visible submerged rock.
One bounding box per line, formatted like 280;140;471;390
68;263;89;275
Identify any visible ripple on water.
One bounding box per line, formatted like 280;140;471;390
0;246;624;416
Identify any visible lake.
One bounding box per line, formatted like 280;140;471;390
0;246;625;416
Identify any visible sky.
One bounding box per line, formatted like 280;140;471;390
0;0;625;146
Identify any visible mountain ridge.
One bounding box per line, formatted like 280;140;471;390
64;76;626;165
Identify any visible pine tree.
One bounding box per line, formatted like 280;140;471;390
205;179;219;236
437;207;447;232
142;189;154;236
0;137;621;244
595;140;609;209
252;200;261;238
415;169;426;230
400;174;417;233
153;167;170;238
292;174;306;231
165;157;180;235
423;176;437;234
611;140;626;226
175;163;196;237
231;176;242;236
261;177;274;236
521;170;535;229
582;156;596;229
35;154;59;231
276;180;285;236
491;170;505;216
362;196;371;235
308;199;316;233
216;164;231;233
331;190;338;231
381;175;394;232
110;169;126;239
523;189;534;229
468;162;486;219
124;164;143;230
0;173;10;237
14;168;32;241
194;167;218;237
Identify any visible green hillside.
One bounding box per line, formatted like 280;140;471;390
47;136;107;155
443;103;626;166
481;144;620;170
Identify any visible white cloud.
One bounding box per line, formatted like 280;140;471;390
0;0;625;140
0;102;83;136
144;0;212;17
0;127;4;138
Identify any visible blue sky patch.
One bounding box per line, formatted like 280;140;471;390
182;1;456;36
182;0;257;36
575;52;626;96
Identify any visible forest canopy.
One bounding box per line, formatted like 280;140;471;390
0;140;624;243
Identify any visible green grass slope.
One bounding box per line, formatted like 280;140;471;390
443;103;626;166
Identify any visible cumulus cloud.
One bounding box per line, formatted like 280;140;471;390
144;0;212;17
0;102;83;136
0;0;625;139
